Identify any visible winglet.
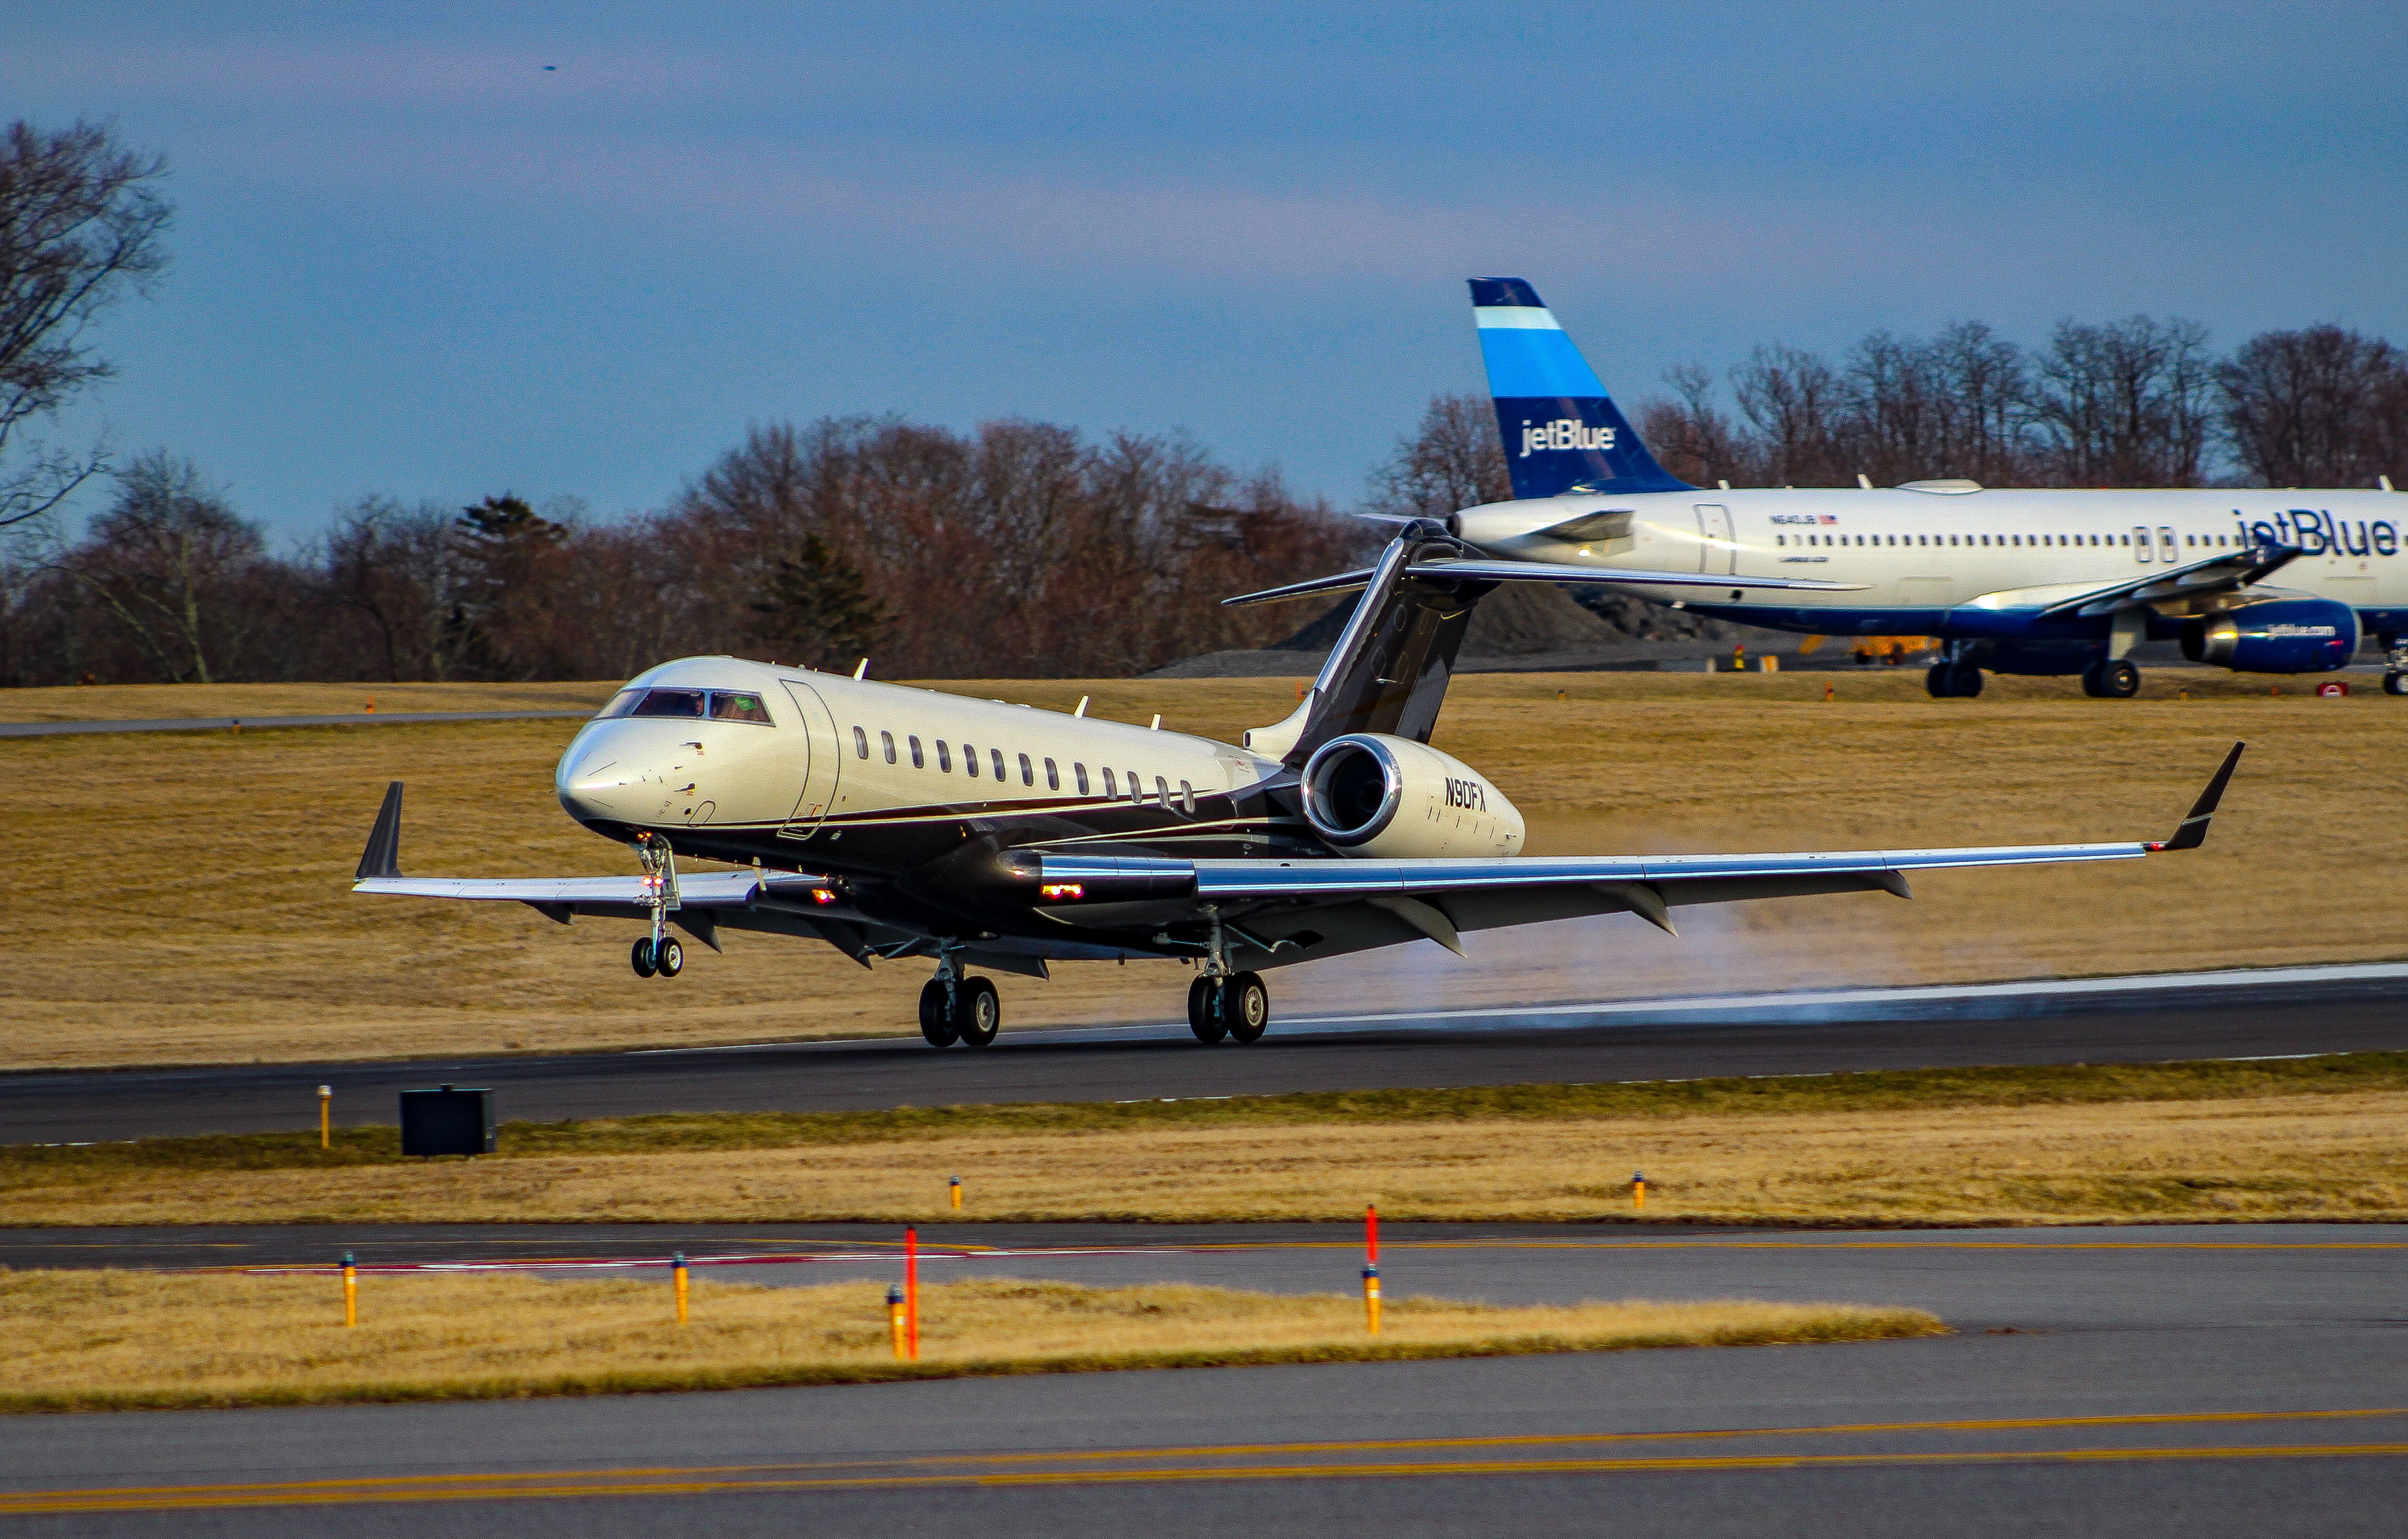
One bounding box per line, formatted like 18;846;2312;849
2150;743;2243;852
356;781;404;879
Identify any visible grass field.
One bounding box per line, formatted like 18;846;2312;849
11;1057;2403;1228
0;1271;1935;1413
5;670;2404;1069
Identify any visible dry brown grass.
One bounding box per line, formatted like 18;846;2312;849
0;679;618;722
11;1084;2403;1228
0;1270;1935;1412
5;671;2403;1069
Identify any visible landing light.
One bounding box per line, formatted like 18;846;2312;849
810;888;837;905
1039;883;1085;901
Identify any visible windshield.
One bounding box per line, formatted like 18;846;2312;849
597;687;776;724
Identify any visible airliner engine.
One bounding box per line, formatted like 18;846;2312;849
2181;596;2359;674
1299;733;1524;858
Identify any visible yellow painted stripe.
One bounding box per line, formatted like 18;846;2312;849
7;1409;2401;1513
7;1443;2406;1513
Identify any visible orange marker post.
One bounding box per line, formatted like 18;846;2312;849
1362;1203;1381;1334
1633;1171;1647;1211
341;1251;357;1327
1823;682;1835;701
888;1284;908;1359
949;1176;962;1210
905;1226;920;1361
672;1251;689;1324
318;1084;332;1150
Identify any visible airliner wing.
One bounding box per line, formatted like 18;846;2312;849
353;872;777;906
1226;558;1863;608
1036;744;2241;962
2030;544;2300;619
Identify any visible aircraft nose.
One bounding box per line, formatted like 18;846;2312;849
556;747;638;824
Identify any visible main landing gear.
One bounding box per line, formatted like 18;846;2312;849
1187;904;1270;1045
2081;658;2141;698
630;935;684;978
1187;971;1269;1045
918;950;1000;1049
1925;658;1983;698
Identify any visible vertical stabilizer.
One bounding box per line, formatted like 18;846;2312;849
1471;276;1692;500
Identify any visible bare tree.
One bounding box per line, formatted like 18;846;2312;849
321;496;473;681
1364;392;1510;519
1636;363;1755;487
0;120;171;534
2024;316;2214;486
2217;324;2408;488
52;451;264;683
1732;344;1850;486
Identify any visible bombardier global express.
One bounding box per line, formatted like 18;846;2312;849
1440;277;2406;699
354;522;2241;1046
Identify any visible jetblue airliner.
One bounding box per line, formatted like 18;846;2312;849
1437;278;2407;698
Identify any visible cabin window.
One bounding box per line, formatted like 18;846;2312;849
631;689;707;718
1044;757;1060;791
1776;535;1785;546
908;735;924;768
708;691;774;723
964;743;979;777
880;730;896;765
1180;780;1195;814
1019;752;1034;786
852;725;869;758
1075;763;1090;794
1101;767;1116;796
936;740;952;772
991;748;1006;781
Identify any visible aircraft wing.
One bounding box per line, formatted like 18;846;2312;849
353;871;776;906
1225;558;1863;608
2030;544;2300;619
1034;744;2242;962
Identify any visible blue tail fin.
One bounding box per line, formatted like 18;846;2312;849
1470;277;1692;499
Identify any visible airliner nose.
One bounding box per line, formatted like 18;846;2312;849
556;745;637;825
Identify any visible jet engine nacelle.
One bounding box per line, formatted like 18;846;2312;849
1299;733;1525;858
2181;597;2359;674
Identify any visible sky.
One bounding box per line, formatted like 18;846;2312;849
8;1;2406;539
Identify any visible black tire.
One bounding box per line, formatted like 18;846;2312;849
2079;661;2106;697
1925;662;1952;698
918;979;957;1047
1223;972;1270;1044
2097;659;2141;698
1946;660;1984;698
1187;974;1226;1044
955;976;1001;1047
630;937;657;979
2385;671;2408;697
655;937;684;977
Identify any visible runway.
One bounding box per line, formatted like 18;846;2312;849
7;962;2405;1145
6;1222;2402;1535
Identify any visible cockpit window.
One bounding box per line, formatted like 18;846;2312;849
606;687;774;723
630;689;707;718
709;691;774;724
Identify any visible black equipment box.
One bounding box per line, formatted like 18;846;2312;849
399;1086;495;1156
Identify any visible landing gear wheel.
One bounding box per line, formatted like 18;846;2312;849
1223;971;1270;1044
1924;662;1951;698
654;936;684;977
918;979;958;1047
954;976;1001;1047
1187;974;1227;1044
2083;659;2141;698
1943;660;1983;697
2386;671;2408;697
630;937;657;978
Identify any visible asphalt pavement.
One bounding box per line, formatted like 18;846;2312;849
8;963;2406;1145
6;1223;2402;1535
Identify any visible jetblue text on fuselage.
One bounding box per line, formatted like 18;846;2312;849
1519;419;1617;457
2242;510;2401;558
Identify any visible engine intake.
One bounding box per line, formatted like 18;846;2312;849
1299;734;1524;859
2181;596;2358;674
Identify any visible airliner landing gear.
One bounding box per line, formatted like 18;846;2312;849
630;935;685;978
1188;965;1271;1046
1926;659;1983;698
918;954;998;1047
2082;659;2141;698
631;937;657;978
2386;671;2408;696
